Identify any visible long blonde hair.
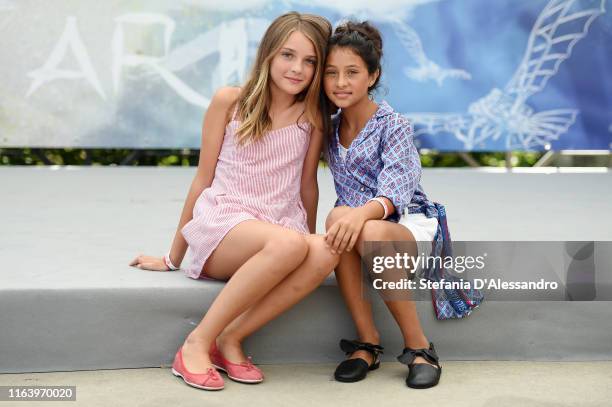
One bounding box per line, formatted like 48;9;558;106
234;12;331;146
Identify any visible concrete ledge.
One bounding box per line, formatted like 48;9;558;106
1;167;611;373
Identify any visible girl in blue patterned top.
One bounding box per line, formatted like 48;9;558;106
322;21;472;389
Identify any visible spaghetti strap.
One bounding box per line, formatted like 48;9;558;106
232;88;242;122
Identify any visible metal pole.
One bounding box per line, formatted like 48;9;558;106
533;151;555;167
120;150;141;165
505;151;512;170
458;152;480;167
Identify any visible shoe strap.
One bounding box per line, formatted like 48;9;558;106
339;339;384;357
396;342;440;367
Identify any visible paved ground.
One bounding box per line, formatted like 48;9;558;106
2;361;612;407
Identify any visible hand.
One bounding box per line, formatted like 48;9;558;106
129;254;169;272
325;208;367;254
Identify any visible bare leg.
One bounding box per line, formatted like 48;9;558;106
180;220;309;373
358;219;435;367
217;234;340;362
326;207;380;365
327;206;435;367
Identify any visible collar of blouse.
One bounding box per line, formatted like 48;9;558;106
332;100;395;154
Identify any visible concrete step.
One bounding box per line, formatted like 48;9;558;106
1;167;611;373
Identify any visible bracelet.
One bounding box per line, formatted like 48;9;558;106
368;197;389;220
164;253;180;271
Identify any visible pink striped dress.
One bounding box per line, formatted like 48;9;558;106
180;110;312;280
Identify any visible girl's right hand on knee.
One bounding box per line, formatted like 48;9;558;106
325;208;367;254
129;255;170;271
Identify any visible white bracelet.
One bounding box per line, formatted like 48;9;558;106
164;253;179;271
368;197;389;220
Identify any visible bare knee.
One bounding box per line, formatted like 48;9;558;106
305;237;340;281
325;206;352;231
262;230;308;268
355;220;390;253
361;220;389;241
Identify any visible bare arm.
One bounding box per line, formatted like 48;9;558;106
325;198;395;255
300;126;323;233
353;197;395;221
131;86;240;271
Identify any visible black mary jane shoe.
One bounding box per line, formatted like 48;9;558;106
397;342;442;389
334;339;384;383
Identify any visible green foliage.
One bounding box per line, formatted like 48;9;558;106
0;148;545;167
0;148;199;166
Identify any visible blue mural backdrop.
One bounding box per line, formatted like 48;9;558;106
0;0;610;151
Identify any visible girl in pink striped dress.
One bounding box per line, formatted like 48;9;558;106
130;13;339;391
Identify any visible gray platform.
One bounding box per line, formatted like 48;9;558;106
1;166;611;373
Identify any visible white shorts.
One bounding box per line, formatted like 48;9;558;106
398;210;439;259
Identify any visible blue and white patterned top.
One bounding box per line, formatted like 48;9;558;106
326;100;484;320
327;100;431;222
